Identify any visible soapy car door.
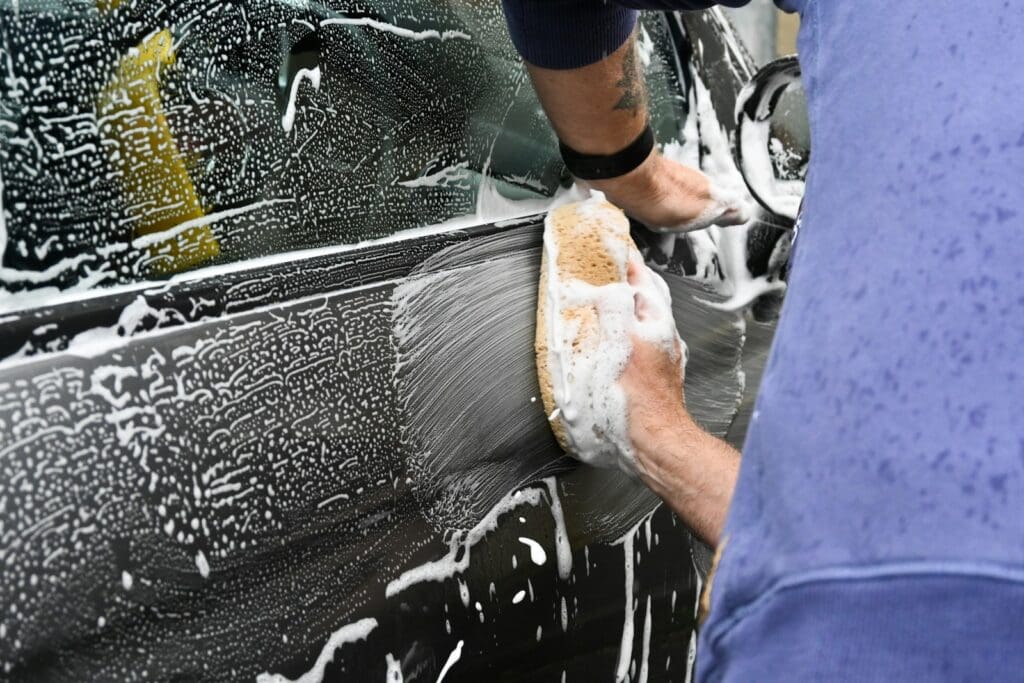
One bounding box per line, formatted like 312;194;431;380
0;4;785;680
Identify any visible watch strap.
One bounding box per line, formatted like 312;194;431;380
558;124;655;180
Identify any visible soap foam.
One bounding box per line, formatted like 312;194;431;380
657;65;790;312
544;193;686;477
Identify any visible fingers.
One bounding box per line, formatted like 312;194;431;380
591;152;752;232
716;205;749;226
628;253;676;326
634;290;653;321
649;200;750;233
626;258;640;285
647;158;751;232
627;255;654;321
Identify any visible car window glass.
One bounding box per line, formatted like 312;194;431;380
0;4;687;306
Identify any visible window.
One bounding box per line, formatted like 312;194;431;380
0;3;688;303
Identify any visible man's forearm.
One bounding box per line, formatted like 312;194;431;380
634;410;740;546
525;32;648;155
523;33;742;230
521;15;744;543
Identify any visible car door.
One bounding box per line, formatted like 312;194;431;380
0;3;784;680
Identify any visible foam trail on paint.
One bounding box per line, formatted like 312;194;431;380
615;530;636;683
256;617;377;683
543;476;573;580
385;488;545;597
638;595;653;683
392;229;569;533
435;640;464;683
518;537;547;566
393;223;748;542
385;653;404;682
320;16;471;42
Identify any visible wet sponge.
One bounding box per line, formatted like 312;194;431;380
535;194;685;476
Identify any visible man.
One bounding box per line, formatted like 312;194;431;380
501;1;1024;680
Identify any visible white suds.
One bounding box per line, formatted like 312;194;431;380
257;617;377;683
435;640;464;683
321;17;470;42
397;162;470;189
637;25;655;68
385;653;404;682
131;198;295;250
638;596;653;683
195;550;209;579
281;66;321;133
385;488;545;597
614;531;636;682
517;537;547;566
544;194;686;476
542;477;572;581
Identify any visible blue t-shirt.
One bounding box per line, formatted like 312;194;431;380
503;1;1024;680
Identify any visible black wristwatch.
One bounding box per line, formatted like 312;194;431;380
558;124;655;181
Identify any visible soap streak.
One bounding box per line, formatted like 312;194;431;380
281;66;321;133
638;595;653;683
517;537;547;566
256;617;377;683
614;530;636;682
321;17;471;42
435;640;464;683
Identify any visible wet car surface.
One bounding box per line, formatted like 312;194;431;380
0;4;788;680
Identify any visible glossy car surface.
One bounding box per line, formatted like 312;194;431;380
0;4;785;680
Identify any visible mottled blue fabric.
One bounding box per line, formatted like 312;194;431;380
706;2;1024;680
503;1;1024;681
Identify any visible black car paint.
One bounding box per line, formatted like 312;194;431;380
0;8;783;681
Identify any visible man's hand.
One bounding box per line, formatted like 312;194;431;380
618;261;741;545
619;330;690;464
526;27;742;543
525;31;748;232
590;152;748;232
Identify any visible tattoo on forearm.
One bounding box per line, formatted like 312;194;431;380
613;37;644;116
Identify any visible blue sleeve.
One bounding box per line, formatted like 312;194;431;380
500;0;753;70
500;0;639;70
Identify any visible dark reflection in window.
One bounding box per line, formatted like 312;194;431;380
0;4;687;302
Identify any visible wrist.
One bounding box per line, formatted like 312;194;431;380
632;404;698;487
632;411;738;546
560;123;655;181
588;149;662;202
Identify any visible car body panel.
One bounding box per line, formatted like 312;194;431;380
0;6;783;680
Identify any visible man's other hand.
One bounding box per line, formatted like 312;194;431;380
591;152;749;232
523;32;748;233
617;262;740;545
619;331;691;473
